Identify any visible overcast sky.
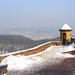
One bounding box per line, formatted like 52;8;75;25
0;0;75;29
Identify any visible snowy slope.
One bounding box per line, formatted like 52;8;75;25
1;45;75;75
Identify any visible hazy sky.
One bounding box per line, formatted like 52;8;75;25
0;0;75;29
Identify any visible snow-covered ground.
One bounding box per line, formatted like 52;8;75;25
1;45;75;75
62;43;75;52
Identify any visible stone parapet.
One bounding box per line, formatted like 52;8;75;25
0;41;62;63
0;64;7;75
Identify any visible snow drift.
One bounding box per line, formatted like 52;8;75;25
1;45;75;75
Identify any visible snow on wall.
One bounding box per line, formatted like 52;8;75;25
57;43;75;57
0;41;58;57
0;41;62;63
1;45;75;75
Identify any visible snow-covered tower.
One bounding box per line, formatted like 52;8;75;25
59;23;72;45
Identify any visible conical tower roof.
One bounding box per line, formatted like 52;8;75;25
59;23;72;31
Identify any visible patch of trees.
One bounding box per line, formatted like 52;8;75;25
0;35;59;54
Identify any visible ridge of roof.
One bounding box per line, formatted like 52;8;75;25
59;23;72;30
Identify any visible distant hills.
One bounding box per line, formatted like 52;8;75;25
0;35;60;44
0;35;60;54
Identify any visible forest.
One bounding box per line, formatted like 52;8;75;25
0;35;59;54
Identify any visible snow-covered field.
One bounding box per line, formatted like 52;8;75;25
1;45;75;75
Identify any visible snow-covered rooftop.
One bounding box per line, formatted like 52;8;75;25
59;23;72;30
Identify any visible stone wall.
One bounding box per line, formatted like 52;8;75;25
0;64;7;75
60;30;71;42
66;38;75;45
0;41;62;63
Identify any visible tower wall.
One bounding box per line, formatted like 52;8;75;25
60;30;71;42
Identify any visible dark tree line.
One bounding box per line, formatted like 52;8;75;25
0;35;59;54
